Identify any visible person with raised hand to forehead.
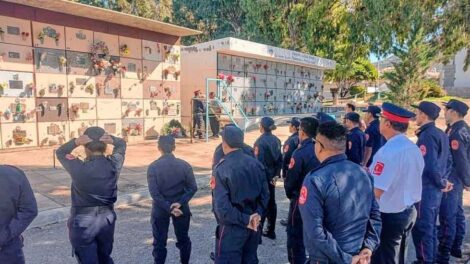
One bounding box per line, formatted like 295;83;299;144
56;127;126;264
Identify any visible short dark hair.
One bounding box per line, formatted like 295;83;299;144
300;117;319;138
159;143;175;153
346;103;356;112
389;120;408;133
317;121;347;152
85;141;106;153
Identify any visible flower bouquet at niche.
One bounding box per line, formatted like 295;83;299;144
161;119;187;138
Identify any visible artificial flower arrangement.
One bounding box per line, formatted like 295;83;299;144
0;27;4;39
37;27;60;45
21;32;30;41
90;41;110;74
0;82;7;96
58;56;67;72
174;70;180;80
120;44;130;56
161;119;187;138
217;73;235;85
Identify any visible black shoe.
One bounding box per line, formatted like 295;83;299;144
280;219;288;226
262;230;276;240
450;248;462;258
210;252;215;261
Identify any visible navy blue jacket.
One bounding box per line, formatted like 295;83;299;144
212;143;254;171
213;149;270;227
299;154;381;263
416;122;452;189
254;132;282;181
447;120;470;187
0;165;38;248
56;136;126;207
282;132;300;175
193;98;205;114
365;119;385;167
147;154;198;213
284;138;320;200
346;127;366;165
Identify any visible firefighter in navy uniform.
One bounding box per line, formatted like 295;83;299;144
147;135;198;264
362;105;386;167
299;121;381;263
315;112;336;124
410;101;452;264
254;117;282;240
0;165;38;264
213;126;270;263
56;127;126;264
344;112;367;165
282;117;301;178
284;117;320;263
192;90;205;139
437;99;470;263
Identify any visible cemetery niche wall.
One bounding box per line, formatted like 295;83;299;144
180;38;336;127
0;0;199;149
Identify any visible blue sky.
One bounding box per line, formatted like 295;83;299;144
369;53;379;62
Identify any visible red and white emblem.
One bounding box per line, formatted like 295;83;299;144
419;145;427;156
373;162;385;176
254;146;259;156
365;134;370;141
65;154;76;160
209;176;216;190
451;140;459;150
348;141;352;150
299;186;308;205
288;158;295;169
283;144;289;153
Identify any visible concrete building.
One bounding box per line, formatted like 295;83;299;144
180;37;335;129
0;0;199;150
441;49;470;97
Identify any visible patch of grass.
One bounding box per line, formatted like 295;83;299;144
424;96;465;102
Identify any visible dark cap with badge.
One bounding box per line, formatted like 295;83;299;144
315;112;336;124
362;105;381;118
84;127;106;142
443;99;469;116
220;125;244;148
381;102;416;123
344;112;361;123
260;116;277;131
411;101;441;120
158;135;176;152
287;117;301;128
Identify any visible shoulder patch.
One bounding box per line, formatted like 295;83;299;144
209;176;216;190
451;140;459;150
348;141;352;150
288;157;295;169
299;186;308;205
373;162;385;176
283;144;289;153
254;146;259;157
419;145;427;156
65;154;76;160
365;133;370;141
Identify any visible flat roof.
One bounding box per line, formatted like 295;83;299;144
182;37;336;70
3;0;201;37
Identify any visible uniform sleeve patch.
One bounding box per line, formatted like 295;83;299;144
365;134;370;141
254;146;259;157
288;158;295;169
419;145;427;156
348;141;352;150
209;176;216;190
299;186;308;205
283;144;289;153
373;162;385;176
451;140;459;150
65;154;76;160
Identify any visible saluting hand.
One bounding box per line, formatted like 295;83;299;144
75;135;92;146
99;133;114;144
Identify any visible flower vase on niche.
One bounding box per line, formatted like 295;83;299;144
0;27;4;41
58;56;67;72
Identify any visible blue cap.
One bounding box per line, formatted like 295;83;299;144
84;126;105;142
344;112;360;123
158;135;175;152
362;105;381;117
220;126;244;148
443;99;468;116
260;116;276;130
315;112;336;124
287;117;301;128
382;102;416;123
411;101;440;120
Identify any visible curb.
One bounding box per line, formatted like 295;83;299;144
29;174;211;229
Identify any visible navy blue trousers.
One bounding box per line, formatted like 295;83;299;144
372;206;417;264
0;237;25;264
151;205;191;264
437;179;465;263
68;206;116;264
286;200;305;264
412;186;442;263
215;224;260;264
261;183;277;234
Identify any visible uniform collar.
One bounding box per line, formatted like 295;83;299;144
318;154;347;169
370;119;380;126
350;127;361;133
415;122;435;136
292;131;299;137
159;153;175;160
451;120;466;130
386;133;406;144
87;154;105;161
224;148;243;158
299;137;313;147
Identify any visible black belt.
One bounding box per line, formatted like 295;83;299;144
71;205;114;215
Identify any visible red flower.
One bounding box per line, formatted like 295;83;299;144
226;74;235;85
263;64;269;70
217;73;226;80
